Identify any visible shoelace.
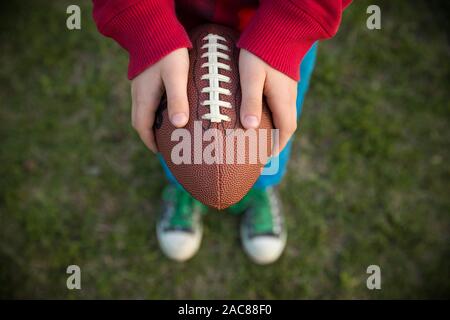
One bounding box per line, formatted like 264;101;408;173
168;188;194;228
247;189;282;235
200;34;232;123
249;191;271;225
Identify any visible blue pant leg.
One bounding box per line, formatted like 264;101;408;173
158;153;181;187
253;42;318;189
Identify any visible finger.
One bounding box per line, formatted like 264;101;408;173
132;103;158;153
131;76;163;153
265;90;297;155
137;120;158;153
239;53;265;129
161;52;190;128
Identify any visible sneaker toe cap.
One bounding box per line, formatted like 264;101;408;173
243;235;286;265
157;230;201;262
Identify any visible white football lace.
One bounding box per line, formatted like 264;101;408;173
201;34;232;123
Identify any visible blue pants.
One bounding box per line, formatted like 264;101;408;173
159;43;318;189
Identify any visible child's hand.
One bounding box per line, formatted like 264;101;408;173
131;48;190;153
239;49;298;154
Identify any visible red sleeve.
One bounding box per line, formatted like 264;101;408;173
92;0;192;79
237;0;352;81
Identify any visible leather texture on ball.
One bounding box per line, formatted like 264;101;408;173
155;24;273;210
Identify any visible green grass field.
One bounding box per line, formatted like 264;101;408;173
1;1;449;299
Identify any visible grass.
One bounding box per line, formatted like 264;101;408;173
0;0;449;299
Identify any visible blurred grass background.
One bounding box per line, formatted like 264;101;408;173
0;0;449;299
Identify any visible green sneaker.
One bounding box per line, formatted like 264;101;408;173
233;187;287;264
157;185;206;262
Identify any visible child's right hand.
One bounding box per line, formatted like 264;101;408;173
131;48;190;153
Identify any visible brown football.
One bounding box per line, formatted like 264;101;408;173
154;24;274;210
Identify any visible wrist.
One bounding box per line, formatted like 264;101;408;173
237;0;319;81
97;0;192;79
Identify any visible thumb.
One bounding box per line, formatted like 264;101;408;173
239;54;265;129
162;51;190;128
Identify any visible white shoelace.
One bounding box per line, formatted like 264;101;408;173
200;34;232;123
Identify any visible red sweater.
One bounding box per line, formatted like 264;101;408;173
93;0;351;81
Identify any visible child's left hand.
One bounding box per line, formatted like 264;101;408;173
239;49;298;154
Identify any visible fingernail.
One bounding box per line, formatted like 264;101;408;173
244;115;259;128
171;113;188;127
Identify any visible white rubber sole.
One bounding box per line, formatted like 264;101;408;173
156;223;203;262
240;222;287;265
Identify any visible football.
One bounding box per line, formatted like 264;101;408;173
154;24;274;210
